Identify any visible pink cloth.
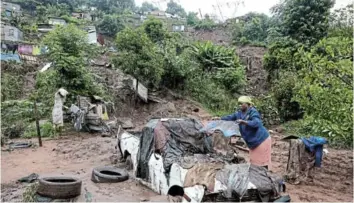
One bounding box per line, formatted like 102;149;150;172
18;45;33;54
249;136;272;169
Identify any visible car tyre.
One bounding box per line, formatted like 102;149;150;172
37;176;82;199
91;166;129;183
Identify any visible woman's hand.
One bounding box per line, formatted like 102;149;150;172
236;119;248;125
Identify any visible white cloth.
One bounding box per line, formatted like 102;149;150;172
52;88;68;126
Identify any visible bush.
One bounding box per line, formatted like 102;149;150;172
1;100;46;138
114;28;165;87
190;41;246;94
23;121;55;138
293;37;353;147
1;73;24;101
97;14;125;37
143;17;167;44
186;72;239;116
253;95;280;127
263;37;302;81
212;67;246;94
194;18;216;31
272;70;303;122
160;43;196;89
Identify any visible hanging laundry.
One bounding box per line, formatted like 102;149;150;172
1;43;7;52
5;44;18;54
18;44;33;55
300;136;327;167
40;46;48;54
32;46;40;55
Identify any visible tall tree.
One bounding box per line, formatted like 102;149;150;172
166;0;186;17
186;12;199;25
143;17;167;44
42;24;102;97
231;12;270;45
114;28;164;87
97;15;125;37
273;0;335;45
140;2;158;13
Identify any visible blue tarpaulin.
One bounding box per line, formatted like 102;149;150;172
200;120;241;137
1;53;21;62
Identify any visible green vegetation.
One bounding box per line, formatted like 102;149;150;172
23;121;55;138
231;12;270;46
41;24;105;100
166;0;187;17
293;37;353;147
186;12;199;26
97;14;125;37
139;2;158;13
114;27;164;87
2;0;352;148
194;14;217;31
272;0;334;46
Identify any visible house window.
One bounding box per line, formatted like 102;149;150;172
8;29;14;36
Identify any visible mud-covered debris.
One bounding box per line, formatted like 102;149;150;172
118;118;135;129
166;102;176;112
17;173;39;183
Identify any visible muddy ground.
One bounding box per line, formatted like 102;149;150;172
1;128;353;202
1;134;167;202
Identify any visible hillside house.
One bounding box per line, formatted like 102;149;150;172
83;26;97;44
1;23;23;42
172;24;185;32
38;17;67;33
48;17;67;25
147;10;166;19
72;12;97;21
1;2;21;17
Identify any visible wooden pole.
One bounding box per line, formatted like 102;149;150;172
135;79;139;106
34;101;42;147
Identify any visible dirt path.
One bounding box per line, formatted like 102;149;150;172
1;131;353;202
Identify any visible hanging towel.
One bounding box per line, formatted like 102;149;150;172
32;46;40;55
300;136;327;167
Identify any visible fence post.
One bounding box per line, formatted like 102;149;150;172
34;101;42;147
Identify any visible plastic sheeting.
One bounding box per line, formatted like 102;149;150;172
136;118;212;181
70;104;84;131
215;164;283;200
216;164;250;198
200;120;241;137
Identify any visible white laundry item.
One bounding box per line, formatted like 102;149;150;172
52;88;69;127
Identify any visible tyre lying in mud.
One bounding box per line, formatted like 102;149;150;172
91;166;129;183
37;176;82;199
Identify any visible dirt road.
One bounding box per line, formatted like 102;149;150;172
1;131;353;202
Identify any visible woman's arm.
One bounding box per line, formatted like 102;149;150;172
221;112;238;121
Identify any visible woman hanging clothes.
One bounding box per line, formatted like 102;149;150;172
218;96;271;169
52;88;69;131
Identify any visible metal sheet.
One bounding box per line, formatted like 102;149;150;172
132;78;148;102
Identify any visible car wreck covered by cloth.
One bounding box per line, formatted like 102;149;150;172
118;118;287;202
